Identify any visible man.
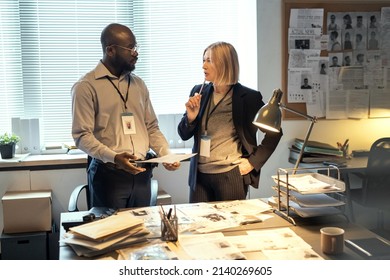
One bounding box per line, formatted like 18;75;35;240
369;15;378;28
343;31;353;50
301;78;312;89
355;33;365;50
320;63;327;75
356;15;365;29
344;55;351;66
329;30;341;51
368;30;379;50
356;53;365;66
71;23;180;209
329;56;341;67
327;14;338;31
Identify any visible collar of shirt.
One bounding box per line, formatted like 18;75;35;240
94;60;130;82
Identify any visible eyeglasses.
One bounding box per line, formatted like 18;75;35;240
110;44;139;54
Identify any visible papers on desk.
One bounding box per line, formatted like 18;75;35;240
61;199;325;260
179;232;246;260
69;211;144;241
129;243;179;260
177;199;273;233
62;211;149;257
272;173;345;194
177;227;323;260
243;228;322;260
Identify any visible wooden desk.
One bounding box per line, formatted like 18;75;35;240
59;202;380;260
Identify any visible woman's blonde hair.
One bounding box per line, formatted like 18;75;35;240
204;41;239;85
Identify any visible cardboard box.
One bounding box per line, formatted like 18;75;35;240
1;231;47;260
2;190;52;234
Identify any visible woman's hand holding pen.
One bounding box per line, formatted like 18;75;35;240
114;152;146;174
185;93;202;123
185;80;205;123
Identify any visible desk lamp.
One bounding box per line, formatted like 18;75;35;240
253;88;317;174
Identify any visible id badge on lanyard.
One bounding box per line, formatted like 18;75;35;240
200;134;211;157
121;112;136;135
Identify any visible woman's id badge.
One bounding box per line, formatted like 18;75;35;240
121;112;136;135
200;135;211;157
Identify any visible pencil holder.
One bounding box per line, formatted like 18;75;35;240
161;216;178;242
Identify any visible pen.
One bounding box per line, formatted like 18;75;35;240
159;205;166;218
240;219;263;225
198;79;206;95
343;139;349;148
167;208;172;220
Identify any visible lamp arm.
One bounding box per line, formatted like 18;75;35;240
292;119;316;174
280;104;317;122
279;104;317;174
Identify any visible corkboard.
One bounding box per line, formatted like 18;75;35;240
282;0;389;119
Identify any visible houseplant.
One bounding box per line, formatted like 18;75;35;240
0;132;21;159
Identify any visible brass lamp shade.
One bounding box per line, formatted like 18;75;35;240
252;88;283;132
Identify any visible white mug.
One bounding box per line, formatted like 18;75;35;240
320;227;344;255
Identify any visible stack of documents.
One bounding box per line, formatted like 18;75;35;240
289;138;344;163
62;211;150;257
272;173;345;194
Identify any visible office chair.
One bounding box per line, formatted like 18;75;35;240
68;184;90;212
349;137;390;230
68;180;159;212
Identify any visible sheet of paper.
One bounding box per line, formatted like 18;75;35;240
227;227;323;260
347;89;369;119
135;153;196;164
289;8;324;29
212;199;272;215
178;232;246;260
370;87;390;118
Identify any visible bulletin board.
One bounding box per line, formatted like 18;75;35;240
282;0;390;119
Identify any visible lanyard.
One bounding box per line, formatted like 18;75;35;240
204;85;233;133
106;76;131;110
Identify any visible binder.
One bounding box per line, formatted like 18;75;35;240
293;138;343;157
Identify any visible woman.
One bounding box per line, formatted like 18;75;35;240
178;42;282;203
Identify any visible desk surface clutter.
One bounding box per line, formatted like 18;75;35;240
59;198;388;260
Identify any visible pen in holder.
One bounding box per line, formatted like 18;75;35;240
159;205;178;242
161;215;178;242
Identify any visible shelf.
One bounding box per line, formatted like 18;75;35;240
271;187;345;208
271;166;347;224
